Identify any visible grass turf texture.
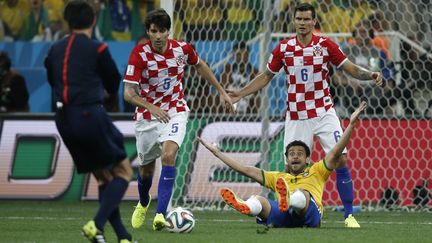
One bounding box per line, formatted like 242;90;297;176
0;200;430;243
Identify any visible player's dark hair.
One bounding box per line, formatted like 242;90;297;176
0;51;11;70
145;8;171;31
285;140;311;158
294;3;316;19
64;0;95;30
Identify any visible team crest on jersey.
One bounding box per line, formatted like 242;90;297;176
313;45;322;56
176;55;186;66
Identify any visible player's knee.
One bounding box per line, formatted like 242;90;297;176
113;158;133;181
290;189;307;210
161;151;177;166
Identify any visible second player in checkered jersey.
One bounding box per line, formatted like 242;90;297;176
227;3;382;228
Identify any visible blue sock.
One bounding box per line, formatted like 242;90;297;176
98;185;131;241
336;167;354;218
137;172;152;206
156;166;176;215
94;177;129;230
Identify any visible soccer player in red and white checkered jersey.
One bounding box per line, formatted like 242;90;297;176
123;8;234;231
228;3;382;228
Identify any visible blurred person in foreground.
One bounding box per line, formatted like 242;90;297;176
44;1;133;242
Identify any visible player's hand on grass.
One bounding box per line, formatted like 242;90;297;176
197;137;220;154
350;101;367;126
371;72;383;86
148;104;170;123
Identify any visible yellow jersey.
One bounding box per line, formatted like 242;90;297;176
262;160;332;214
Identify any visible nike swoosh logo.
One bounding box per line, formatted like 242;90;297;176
163;177;175;180
341;179;352;184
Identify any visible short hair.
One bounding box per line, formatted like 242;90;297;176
294;3;316;19
64;0;95;30
145;8;171;31
285;140;311;158
0;51;11;70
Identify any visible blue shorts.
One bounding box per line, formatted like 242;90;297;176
55;104;127;173
257;196;321;228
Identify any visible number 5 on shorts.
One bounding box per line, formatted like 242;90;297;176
171;123;179;133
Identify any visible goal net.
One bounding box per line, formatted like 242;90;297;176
165;0;432;211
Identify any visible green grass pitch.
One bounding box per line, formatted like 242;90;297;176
0;200;430;243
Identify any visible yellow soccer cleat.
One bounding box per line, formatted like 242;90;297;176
275;177;290;212
220;187;251;215
119;239;138;243
131;196;151;229
81;220;106;243
152;213;167;231
345;214;361;228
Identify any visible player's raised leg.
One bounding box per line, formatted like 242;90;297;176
275;177;290;212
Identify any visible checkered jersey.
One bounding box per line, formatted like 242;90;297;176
267;34;347;120
123;39;199;120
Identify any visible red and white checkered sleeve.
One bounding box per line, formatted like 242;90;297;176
185;43;200;65
325;38;348;68
123;46;144;84
266;43;284;74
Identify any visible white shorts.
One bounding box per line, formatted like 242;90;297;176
283;108;347;154
135;112;189;165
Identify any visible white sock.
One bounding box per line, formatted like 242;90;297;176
245;196;262;216
290;189;306;210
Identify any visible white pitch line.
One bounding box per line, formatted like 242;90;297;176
1;217;431;225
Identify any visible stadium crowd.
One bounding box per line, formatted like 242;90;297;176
0;0;430;118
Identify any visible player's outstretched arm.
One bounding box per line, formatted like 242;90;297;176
227;69;274;104
340;59;383;86
195;61;235;113
325;101;367;169
198;137;264;184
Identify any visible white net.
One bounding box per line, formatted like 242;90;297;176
166;0;432;211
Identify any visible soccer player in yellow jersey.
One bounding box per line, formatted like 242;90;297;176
198;101;367;228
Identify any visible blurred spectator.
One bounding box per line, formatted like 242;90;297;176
221;41;259;113
19;0;49;41
42;0;67;41
183;63;216;113
334;22;391;116
0;0;30;40
179;0;224;41
273;0;296;33
369;11;391;60
395;41;427;118
316;0;349;34
225;0;260;41
88;0;142;41
344;0;374;30
0;51;29;112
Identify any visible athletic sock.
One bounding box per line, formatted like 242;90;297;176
94;177;129;230
98;185;131;241
156;166;176;215
336;166;354;218
137;172;152;206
